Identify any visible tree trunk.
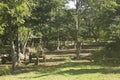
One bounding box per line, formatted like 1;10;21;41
10;27;17;72
16;26;21;66
22;30;31;60
35;56;39;65
75;0;81;59
57;26;60;50
56;9;60;50
8;14;17;72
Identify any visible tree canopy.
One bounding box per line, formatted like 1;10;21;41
0;0;120;71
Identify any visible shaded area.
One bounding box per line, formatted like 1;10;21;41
1;50;120;77
1;61;120;80
16;62;120;76
56;68;120;75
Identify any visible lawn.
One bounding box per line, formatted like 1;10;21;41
0;61;120;80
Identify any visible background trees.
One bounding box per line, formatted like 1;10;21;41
0;0;120;71
75;0;119;42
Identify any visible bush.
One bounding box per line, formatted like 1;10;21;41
0;66;11;76
92;50;105;64
92;41;120;64
46;42;57;51
105;41;120;58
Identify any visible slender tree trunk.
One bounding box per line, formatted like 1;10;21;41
57;26;60;50
16;26;21;65
56;9;60;50
8;14;17;72
22;30;31;55
75;0;81;59
10;27;17;72
34;56;39;65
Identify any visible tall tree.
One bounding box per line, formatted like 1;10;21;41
0;0;31;72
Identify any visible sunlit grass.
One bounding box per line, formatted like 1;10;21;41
0;62;120;80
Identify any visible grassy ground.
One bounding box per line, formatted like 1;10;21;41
0;60;120;80
0;50;120;80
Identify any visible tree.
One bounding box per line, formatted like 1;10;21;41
0;0;31;72
30;0;71;50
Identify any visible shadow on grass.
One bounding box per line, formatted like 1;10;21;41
13;60;91;75
56;68;120;75
1;61;120;77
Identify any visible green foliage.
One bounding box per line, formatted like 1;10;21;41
46;41;57;51
77;0;119;42
92;41;120;64
0;0;32;46
0;0;120;70
36;45;45;53
92;49;105;64
109;16;120;40
105;41;120;57
0;27;4;35
19;27;30;45
0;66;11;76
0;0;31;26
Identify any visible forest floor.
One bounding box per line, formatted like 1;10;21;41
0;49;120;80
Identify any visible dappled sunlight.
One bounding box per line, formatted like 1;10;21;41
1;61;120;80
0;0;120;80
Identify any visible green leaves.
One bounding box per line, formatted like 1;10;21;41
0;0;31;27
0;27;4;35
110;16;120;40
100;0;118;12
76;0;120;41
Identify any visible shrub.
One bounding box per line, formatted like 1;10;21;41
92;41;120;64
0;66;11;76
92;49;105;64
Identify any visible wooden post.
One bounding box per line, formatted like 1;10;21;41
35;56;39;65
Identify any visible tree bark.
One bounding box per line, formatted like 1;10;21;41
57;26;60;50
56;8;60;50
35;56;39;65
75;0;81;59
16;26;21;66
22;30;31;57
10;27;17;72
8;14;17;72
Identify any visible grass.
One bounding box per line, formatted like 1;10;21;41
0;61;120;80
